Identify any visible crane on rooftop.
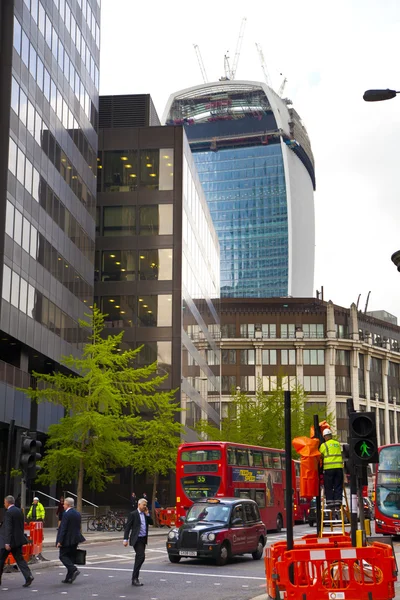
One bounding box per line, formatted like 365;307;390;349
278;75;288;97
193;44;208;84
230;17;247;79
255;42;271;87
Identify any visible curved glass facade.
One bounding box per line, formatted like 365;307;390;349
193;144;288;297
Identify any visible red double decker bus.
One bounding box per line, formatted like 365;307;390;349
375;443;400;535
293;460;311;523
176;441;292;531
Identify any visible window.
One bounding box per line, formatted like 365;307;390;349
5;201;14;238
281;349;296;365
103;150;138;191
11;271;20;307
13;17;22;53
336;324;349;339
221;324;236;338
8;139;17;176
240;375;255;392
262;323;276;338
252;451;263;466
262;349;277;365
281;324;295;338
101;251;135;282
304;349;325;365
140;149;173;191
102;296;135;327
236;450;249;466
303;376;325;392
240;323;255;338
221;375;237;392
103;206;135;236
137;294;172;327
303;324;324;338
263;375;277;391
21;30;30;66
255;490;266;509
139;205;173;235
138;249;173;280
335;375;351;394
2;265;12;303
240;349;255;365
228;448;237;465
222;349;236;364
336;350;350;366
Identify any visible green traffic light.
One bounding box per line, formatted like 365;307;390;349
354;439;375;459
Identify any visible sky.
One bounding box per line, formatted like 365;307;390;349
99;0;400;318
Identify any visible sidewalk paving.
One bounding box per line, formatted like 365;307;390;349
41;525;168;548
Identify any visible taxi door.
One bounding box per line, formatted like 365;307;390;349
229;504;247;554
243;502;259;551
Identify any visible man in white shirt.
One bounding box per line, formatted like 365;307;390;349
123;498;153;586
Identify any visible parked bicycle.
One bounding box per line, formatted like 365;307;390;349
87;510;126;532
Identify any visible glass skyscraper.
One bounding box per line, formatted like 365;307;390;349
164;81;316;298
0;0;99;494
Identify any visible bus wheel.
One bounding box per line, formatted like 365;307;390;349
168;555;181;563
276;514;283;533
252;538;264;560
216;542;230;566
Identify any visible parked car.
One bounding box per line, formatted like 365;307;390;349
308;497;317;527
166;497;267;566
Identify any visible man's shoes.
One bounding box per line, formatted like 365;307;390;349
23;576;34;587
132;579;143;586
61;579;72;584
70;570;80;583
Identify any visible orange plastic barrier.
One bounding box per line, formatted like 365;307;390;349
29;521;44;557
5;524;33;566
265;537;397;600
155;507;176;528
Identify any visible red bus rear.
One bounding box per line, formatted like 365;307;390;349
176;441;290;531
375;443;400;535
293;460;310;523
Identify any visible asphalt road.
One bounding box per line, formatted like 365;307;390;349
1;524;400;599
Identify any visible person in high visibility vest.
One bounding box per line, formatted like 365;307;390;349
320;428;344;509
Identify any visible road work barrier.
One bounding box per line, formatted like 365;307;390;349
155;507;176;528
265;534;397;599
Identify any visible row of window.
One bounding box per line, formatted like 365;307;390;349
227;447;285;469
221;323;325;339
11;76;95;194
97;150;174;192
95;249;173;283
8;141;95;262
51;0;100;50
96;205;173;237
13;15;96;137
220;348;326;366
97;295;172;329
6;200;92;304
2;265;85;347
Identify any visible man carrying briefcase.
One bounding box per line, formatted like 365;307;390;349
56;497;85;584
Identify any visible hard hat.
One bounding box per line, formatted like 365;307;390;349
33;497;39;501
322;428;332;437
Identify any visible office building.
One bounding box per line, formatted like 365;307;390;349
164;80;316;298
96;95;221;446
219;297;400;445
0;0;100;494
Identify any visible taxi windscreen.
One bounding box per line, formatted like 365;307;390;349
186;503;230;524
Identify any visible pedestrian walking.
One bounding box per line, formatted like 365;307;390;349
56;497;85;584
130;492;138;511
123;497;153;586
0;495;34;588
56;495;65;528
320;428;344;509
27;497;45;522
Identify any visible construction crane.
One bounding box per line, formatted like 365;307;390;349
193;44;208;84
230;17;247;80
255;42;271;87
278;75;288;97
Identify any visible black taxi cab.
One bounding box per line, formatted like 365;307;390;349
166;497;267;566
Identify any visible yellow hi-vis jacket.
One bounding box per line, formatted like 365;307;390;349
320;438;343;471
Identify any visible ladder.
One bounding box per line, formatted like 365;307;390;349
319;486;350;537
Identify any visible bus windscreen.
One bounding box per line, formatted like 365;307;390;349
181;475;221;499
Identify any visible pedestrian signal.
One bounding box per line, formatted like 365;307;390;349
349;412;378;465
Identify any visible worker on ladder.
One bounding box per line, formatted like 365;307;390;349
320;428;344;510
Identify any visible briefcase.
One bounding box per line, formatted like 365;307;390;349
74;548;86;565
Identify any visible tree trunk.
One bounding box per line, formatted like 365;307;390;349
77;456;84;514
152;472;158;525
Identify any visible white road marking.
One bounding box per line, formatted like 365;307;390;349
79;566;265;580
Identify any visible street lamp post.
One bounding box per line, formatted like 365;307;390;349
363;89;400;102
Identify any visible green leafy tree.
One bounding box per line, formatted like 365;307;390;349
21;307;171;513
130;394;183;521
196;377;333;455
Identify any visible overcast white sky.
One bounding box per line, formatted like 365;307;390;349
99;0;400;318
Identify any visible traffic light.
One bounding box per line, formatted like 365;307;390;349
19;432;42;479
349;412;378;465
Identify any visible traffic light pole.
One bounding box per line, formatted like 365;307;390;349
313;414;323;534
20;476;26;514
4;419;15;496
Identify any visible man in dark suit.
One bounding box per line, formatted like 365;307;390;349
123;497;153;586
0;495;34;587
56;497;85;584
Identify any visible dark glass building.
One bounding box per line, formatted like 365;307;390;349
164;81;316;298
0;0;99;495
96;96;221;449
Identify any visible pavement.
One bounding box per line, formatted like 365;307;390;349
41;525;168;549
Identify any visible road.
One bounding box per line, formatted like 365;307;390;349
1;524;400;599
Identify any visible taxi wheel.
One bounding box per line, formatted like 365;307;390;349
216;542;230;566
276;514;283;533
252;538;264;560
168;555;181;563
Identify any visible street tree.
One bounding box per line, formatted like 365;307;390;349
196;378;332;454
21;307;171;513
130;394;183;521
